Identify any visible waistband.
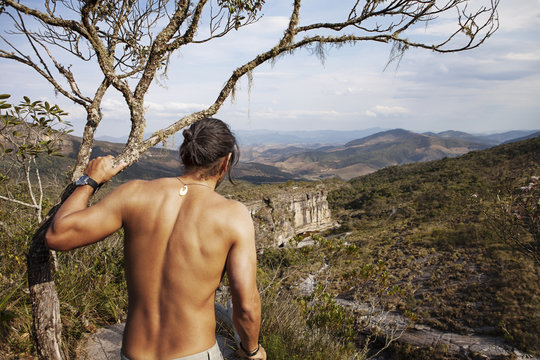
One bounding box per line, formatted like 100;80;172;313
121;342;223;360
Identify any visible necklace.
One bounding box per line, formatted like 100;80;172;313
176;177;211;196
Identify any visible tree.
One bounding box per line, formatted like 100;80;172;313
0;0;499;358
0;94;71;224
486;177;540;266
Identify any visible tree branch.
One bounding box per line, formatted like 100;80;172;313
3;0;88;38
0;45;87;106
0;194;39;209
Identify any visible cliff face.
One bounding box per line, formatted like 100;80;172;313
246;186;336;248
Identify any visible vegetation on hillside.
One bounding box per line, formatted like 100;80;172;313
326;137;540;355
1;136;538;359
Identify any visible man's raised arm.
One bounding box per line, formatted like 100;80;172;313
46;155;126;251
225;202;266;359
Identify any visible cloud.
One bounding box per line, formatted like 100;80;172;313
144;101;208;115
503;50;540;61
496;1;540;32
334;86;363;96
365;105;411;118
365;110;377;118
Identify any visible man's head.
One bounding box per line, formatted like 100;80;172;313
179;118;239;184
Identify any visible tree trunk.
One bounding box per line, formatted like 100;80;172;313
27;224;65;360
27;185;76;360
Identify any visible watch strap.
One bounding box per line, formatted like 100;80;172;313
76;175;100;191
85;176;99;190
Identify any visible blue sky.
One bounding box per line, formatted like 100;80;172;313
1;0;539;138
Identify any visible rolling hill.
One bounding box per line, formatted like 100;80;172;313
250;129;495;180
23;134;300;184
8;127;537;184
321;135;540;356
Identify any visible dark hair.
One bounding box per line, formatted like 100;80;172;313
179;118;239;182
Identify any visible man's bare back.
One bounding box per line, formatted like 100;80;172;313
46;118;266;360
119;177;256;358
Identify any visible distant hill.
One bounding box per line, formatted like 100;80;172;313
22;128;540;184
250;129;494;180
235;128;386;145
30;134;300;184
98;128;539;147
482;130;540;143
423;130;499;146
502;130;540;144
97;128;387;147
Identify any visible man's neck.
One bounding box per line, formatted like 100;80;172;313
179;174;220;191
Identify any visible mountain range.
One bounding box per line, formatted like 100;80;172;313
26;128;540;183
239;128;539;180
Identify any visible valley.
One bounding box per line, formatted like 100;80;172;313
38;127;539;183
1;128;539;359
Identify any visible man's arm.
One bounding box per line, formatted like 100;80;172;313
225;202;266;359
46;156;126;251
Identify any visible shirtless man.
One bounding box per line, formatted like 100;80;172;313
46;118;266;360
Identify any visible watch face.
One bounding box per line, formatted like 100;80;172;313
75;175;99;190
76;175;89;186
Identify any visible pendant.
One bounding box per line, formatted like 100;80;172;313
179;185;188;196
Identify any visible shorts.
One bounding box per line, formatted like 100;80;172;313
120;342;224;360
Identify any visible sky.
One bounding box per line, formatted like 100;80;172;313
1;0;539;138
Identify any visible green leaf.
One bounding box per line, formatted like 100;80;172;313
0;94;11;100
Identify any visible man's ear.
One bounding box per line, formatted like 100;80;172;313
219;153;232;174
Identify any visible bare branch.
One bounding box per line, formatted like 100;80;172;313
2;0;88;37
278;0;301;47
34;158;44;223
0;194;39;209
0;44;88;106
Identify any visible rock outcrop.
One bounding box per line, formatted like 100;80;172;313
246;185;336;247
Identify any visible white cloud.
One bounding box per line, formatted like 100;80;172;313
497;0;540;32
334;86;363;96
367;105;411;117
503;50;540;61
144;101;208;114
365;110;377;118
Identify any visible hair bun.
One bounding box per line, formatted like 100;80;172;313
183;128;193;142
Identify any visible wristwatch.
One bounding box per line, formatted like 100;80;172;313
75;174;100;191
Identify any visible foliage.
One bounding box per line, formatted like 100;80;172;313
257;287;358;360
0;198;40;357
54;233;128;356
0;94;71;160
0;94;72;222
485;176;540;265
327;137;540;355
300;284;356;343
217;0;265;30
0;183;127;359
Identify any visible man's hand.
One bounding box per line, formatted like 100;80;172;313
84;155;127;184
235;344;267;360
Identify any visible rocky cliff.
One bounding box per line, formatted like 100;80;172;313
245;185;336;248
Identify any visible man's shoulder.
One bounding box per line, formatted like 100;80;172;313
215;196;251;216
119;177;172;191
111;178;173;205
209;196;253;233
